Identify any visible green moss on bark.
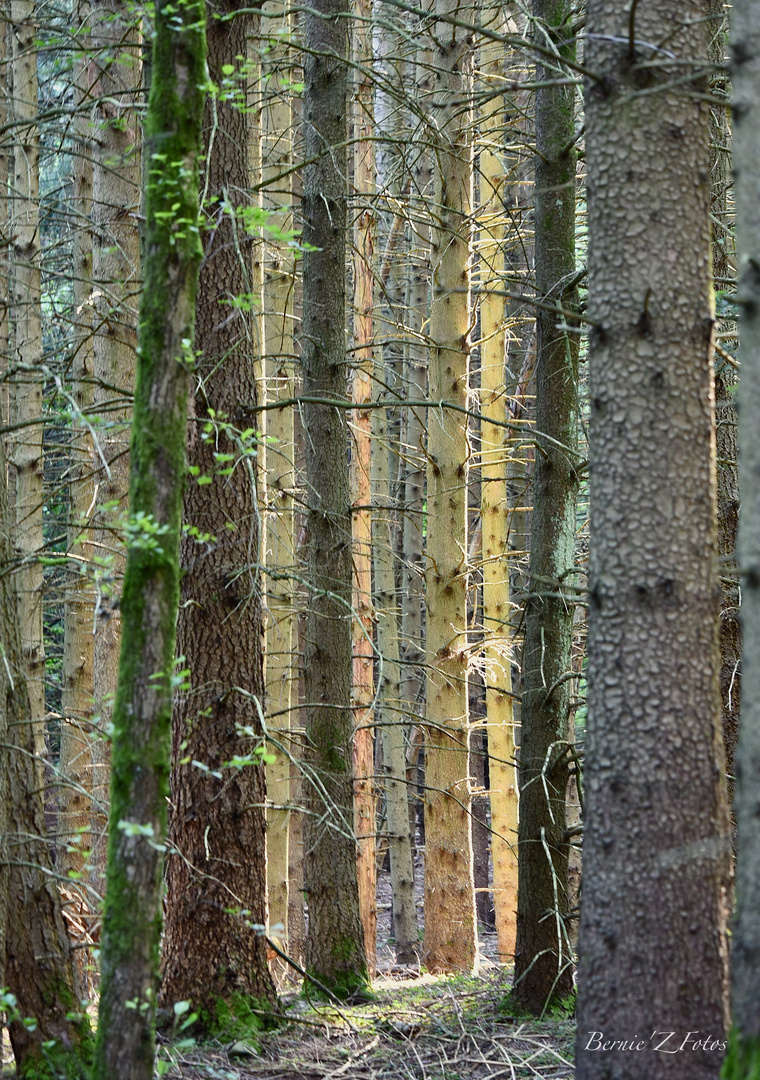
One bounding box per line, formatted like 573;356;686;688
92;0;206;1076
16;1032;93;1080
723;1030;760;1080
196;991;276;1043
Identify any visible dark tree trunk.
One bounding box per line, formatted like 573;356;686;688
301;0;369;998
159;0;276;1029
512;0;579;1013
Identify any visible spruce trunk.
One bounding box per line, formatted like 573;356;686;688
576;5;731;1076
262;0;296;980
159;0;276;1027
725;4;760;1075
92;1;206;1073
479;29;518;964
422;0;476;973
512;0;579;1012
302;0;369;997
89;0;141;894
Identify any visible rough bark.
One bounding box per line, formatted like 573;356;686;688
422;0;477;974
575;5;731;1076
725;5;760;1076
262;0;297;983
92;1;206;1073
512;0;580;1012
159;0;276;1029
301;0;369;997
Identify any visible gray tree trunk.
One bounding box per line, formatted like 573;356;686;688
725;3;760;1076
576;4;731;1076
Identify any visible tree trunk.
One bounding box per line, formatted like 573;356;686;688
422;0;476;974
10;0;45;770
89;0;141;894
351;0;377;973
4;435;93;1075
301;0;369;997
724;5;760;1076
576;5;731;1076
707;0;740;819
262;0;297;984
512;0;580;1012
478;25;519;965
92;2;207;1074
159;0;276;1028
59;15;97;989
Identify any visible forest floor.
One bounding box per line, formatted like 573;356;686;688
0;864;576;1078
157;964;576;1080
157;859;576;1080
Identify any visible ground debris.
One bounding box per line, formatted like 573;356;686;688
156;968;575;1080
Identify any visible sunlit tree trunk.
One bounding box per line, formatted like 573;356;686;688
422;0;476;973
576;4;731;1075
478;28;518;964
262;0;297;982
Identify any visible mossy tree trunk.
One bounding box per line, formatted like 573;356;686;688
92;0;206;1073
422;0;477;974
301;0;369;998
159;0;276;1028
575;4;731;1076
512;0;580;1013
725;5;760;1077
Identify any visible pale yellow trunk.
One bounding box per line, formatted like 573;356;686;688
90;0;140;892
10;0;45;771
478;33;518;963
422;0;476;973
262;0;297;983
351;0;377;971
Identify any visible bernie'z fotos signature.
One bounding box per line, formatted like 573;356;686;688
584;1032;727;1054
